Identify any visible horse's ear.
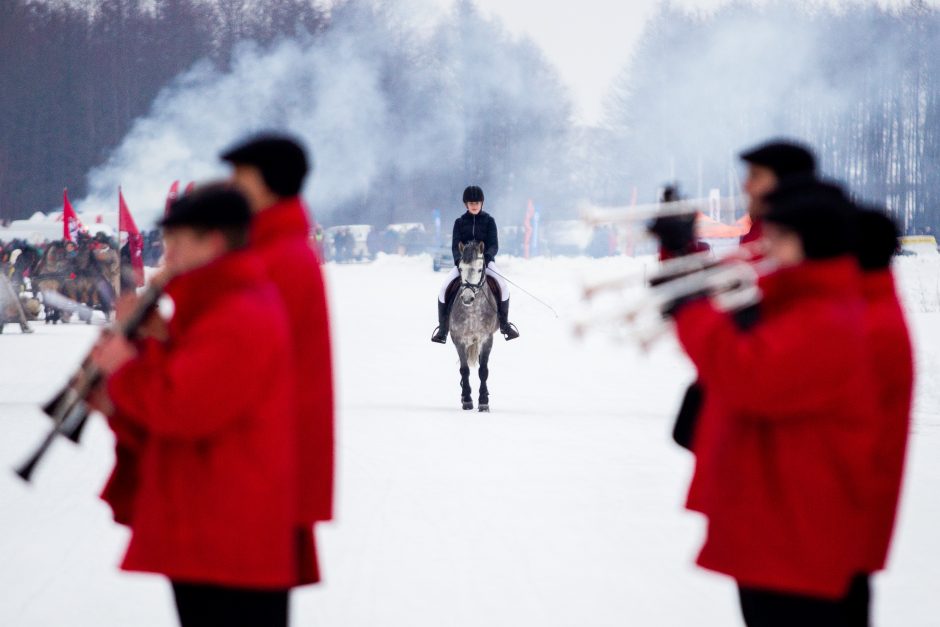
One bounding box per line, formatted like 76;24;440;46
458;242;465;253
477;241;485;255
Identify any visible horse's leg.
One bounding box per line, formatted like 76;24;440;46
478;335;493;412
455;342;473;410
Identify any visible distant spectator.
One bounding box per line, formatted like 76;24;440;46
382;228;400;255
366;228;382;259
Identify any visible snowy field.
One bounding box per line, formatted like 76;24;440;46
0;253;938;626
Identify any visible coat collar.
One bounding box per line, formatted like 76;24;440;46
251;196;311;245
461;210;488;220
758;256;861;311
741;217;763;244
165;250;267;331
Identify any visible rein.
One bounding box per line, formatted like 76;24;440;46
459;265;487;293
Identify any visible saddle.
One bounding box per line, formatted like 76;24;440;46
445;275;501;303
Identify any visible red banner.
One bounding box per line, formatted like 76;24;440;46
119;187;145;287
523;199;535;259
62;189;84;242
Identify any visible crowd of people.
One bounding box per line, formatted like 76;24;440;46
0;230;164;328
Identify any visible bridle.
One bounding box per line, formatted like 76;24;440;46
459;261;487;295
458;254;498;315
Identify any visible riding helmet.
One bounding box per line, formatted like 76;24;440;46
463;186;485;204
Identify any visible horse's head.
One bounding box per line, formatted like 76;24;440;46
457;240;486;306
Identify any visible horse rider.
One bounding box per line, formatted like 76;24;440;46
432;185;519;343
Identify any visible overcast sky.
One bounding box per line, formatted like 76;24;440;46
41;0;940;125
434;0;939;125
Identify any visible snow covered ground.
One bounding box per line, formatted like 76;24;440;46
0;252;937;626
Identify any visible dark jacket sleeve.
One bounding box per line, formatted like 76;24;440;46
484;215;499;265
452;218;461;267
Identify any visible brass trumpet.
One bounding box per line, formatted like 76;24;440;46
580;195;747;227
581;241;766;302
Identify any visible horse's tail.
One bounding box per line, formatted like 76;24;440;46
467;342;480;368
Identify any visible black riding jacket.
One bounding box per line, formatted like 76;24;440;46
451;210;498;267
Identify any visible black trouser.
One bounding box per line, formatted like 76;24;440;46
738;574;870;627
172;581;289;627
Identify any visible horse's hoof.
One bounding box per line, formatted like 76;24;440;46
478;404;489;412
462;400;473;410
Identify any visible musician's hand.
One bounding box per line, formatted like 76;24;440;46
113;294;137;324
138;311;169;342
91;333;138;375
115;293;168;341
149;268;172;289
87;381;115;416
114;293;140;323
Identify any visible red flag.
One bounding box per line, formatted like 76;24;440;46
184;181;196;194
62;189;84;242
523;199;535;259
119;187;145;287
165;180;180;218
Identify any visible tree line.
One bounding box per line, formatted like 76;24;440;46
0;0;575;226
0;0;327;220
599;0;940;234
2;0;938;233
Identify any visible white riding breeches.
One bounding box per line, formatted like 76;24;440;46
438;262;510;302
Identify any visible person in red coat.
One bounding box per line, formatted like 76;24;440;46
854;207;914;575
91;185;311;627
222;136;335;552
668;180;879;626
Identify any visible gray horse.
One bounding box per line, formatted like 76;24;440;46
450;241;499;411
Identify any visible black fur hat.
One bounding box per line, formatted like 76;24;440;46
856;206;900;271
764;178;857;260
463;185;485;203
740;140;817;178
221;134;310;197
160;184;252;230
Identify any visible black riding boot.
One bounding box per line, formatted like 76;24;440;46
431;300;450;344
497;298;519;340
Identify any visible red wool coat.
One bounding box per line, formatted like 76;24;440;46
251;198;335;525
103;252;315;589
859;269;914;572
675;258;881;599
